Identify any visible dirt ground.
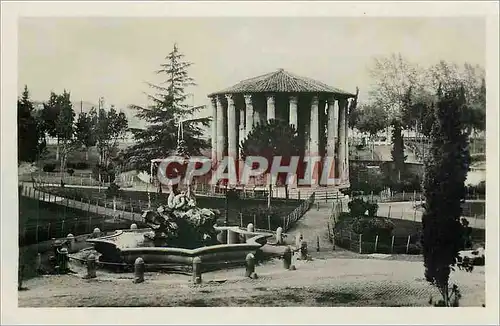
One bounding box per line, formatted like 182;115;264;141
18;252;485;307
17;202;485;307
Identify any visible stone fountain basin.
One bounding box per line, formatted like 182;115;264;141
86;226;273;269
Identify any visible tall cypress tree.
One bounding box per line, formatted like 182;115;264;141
422;85;470;306
122;44;210;171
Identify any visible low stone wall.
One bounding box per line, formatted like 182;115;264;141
86;227;274;270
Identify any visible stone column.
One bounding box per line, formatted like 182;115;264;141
344;99;350;182
337;98;347;183
226;94;237;184
216;96;224;163
210;97;218;164
326;97;339;179
239;104;245;158
244;94;254;138
310;96;320;156
266;95;275;121
289;95;298;129
309;96;320;185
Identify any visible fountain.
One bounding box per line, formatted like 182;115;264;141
84;120;273;272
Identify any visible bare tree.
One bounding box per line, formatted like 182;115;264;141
368;53;423;180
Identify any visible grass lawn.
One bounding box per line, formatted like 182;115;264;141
33;186;303;231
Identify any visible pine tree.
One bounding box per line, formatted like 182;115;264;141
18;85;45;163
421;85;470;306
122;44;210;171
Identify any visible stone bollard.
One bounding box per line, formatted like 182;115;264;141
192;257;202;284
66;233;75;251
276;227;283;245
245;253;256;278
283;246;292;270
133;257;145;283
36;252;43;274
93;227;101;238
130;223;138;230
300;240;308;260
58;247;69;273
85;254;97;279
295;233;302;248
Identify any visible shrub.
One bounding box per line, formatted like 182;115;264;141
366;202;379;217
106;182;121;198
348;198;368;217
75;162;90;170
42;163;56;172
350;167;385;195
351;216;395;238
92;164;116;183
466;181;485;197
67;168;75;176
66;162;76;169
384;173;422;193
226;188;240;201
347;198;378;218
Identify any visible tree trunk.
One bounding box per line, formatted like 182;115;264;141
56;138;60;161
268;182;272;208
391;122;405;181
85;148;89;161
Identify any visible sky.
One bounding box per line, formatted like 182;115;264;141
18;17;485;128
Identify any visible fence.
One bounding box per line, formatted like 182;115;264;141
21;184;141;219
282;192;315;232
355;188;485;203
19;217;134;247
332;230;421;255
19;184;143;246
18;172;137;189
19;183;309;245
327;198;485;255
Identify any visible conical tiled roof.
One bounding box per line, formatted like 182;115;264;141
208;69;356;97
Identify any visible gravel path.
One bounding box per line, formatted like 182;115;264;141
18;257;485;307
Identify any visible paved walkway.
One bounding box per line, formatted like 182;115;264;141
21;183;143;222
286;202;335;251
377;201;485;229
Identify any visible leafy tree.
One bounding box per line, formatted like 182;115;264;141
74;111;96;161
353;104;389;159
421;85;470;306
41;92;62;159
427;61;486;134
90;105;128;167
121;43;210;172
240;119;301;199
55;90;76;176
17;85;45;163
